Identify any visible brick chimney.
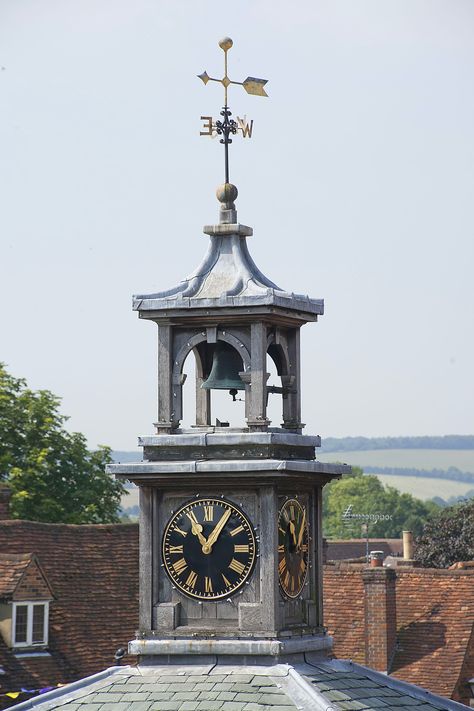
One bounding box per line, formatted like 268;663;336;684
362;567;397;673
0;485;12;520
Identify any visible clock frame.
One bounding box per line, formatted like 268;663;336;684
277;497;309;599
162;496;257;601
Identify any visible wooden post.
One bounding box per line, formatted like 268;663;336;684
259;485;279;633
139;486;153;632
157;325;173;431
247;322;269;429
283;328;302;430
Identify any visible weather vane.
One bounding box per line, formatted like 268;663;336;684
198;37;268;184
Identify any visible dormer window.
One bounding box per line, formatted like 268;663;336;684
13;602;49;647
0;553;54;651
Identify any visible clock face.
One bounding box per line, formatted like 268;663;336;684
278;498;309;599
162;497;257;601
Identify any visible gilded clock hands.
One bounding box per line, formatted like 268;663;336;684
296;507;306;552
289;520;297;546
187;516;207;547
202;507;232;554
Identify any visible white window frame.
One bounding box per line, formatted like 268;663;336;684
12;602;49;648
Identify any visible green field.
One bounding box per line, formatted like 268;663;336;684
372;474;473;501
318;448;474;472
317;448;474;501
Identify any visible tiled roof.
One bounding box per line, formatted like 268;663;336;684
323;566;474;704
6;661;468;711
0;554;32;598
303;660;466;711
0;520;139;708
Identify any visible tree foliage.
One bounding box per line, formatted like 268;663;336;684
323;466;438;539
414;499;474;568
0;363;125;524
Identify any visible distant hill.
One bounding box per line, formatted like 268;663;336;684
111;450;142;463
320;435;474;452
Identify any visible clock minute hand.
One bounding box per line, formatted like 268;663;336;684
203;508;232;553
297;507;306;551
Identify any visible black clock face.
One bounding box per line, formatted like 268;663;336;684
162;497;257;601
278;498;309;599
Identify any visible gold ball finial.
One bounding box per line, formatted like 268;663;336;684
219;37;233;52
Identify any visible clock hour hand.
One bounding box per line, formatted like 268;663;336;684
203;507;231;554
188;517;207;547
297;507;306;551
289;520;297;546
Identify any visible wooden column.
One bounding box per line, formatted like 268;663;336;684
247;322;269;430
156;324;173;432
139;486;153;632
283;328;302;430
259;485;279;633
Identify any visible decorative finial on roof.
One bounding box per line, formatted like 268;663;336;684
216;182;238;224
198;37;268;188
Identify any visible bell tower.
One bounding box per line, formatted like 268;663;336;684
108;38;349;665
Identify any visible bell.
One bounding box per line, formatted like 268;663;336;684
201;342;245;397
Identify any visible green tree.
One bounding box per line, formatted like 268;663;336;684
0;363;125;523
414;499;474;568
323;467;438;538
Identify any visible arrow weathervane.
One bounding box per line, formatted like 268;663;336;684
198;37;268;184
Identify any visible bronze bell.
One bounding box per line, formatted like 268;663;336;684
201;342;245;399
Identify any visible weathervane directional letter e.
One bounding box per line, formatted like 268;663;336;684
200;116;213;136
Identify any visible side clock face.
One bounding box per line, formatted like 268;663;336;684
162;497;256;601
278;498;309;599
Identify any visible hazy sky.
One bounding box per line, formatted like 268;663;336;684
1;0;473;450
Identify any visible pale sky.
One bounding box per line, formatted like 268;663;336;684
1;0;473;450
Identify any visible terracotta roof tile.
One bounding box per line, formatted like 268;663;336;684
0;520;139;708
0;554;32;598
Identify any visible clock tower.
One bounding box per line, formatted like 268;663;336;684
108;38;349;665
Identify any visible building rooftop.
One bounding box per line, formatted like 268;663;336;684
7;659;468;711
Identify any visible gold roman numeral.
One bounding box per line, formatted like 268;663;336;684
278;544;284;553
174;527;187;538
290;504;295;520
222;573;231;587
301;544;308;552
203;505;213;522
173;558;187;575
279;557;287;574
229;558;245;575
186;510;199;525
282;508;290;523
284;570;290;588
234;544;249;553
278;526;286;535
230;524;244;537
300;559;306;573
169;545;183;554
205;577;213;593
186;570;198;588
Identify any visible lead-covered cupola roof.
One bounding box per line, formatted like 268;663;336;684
133;183;323;320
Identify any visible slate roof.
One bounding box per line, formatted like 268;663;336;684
0;554;32;599
6;660;468;711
